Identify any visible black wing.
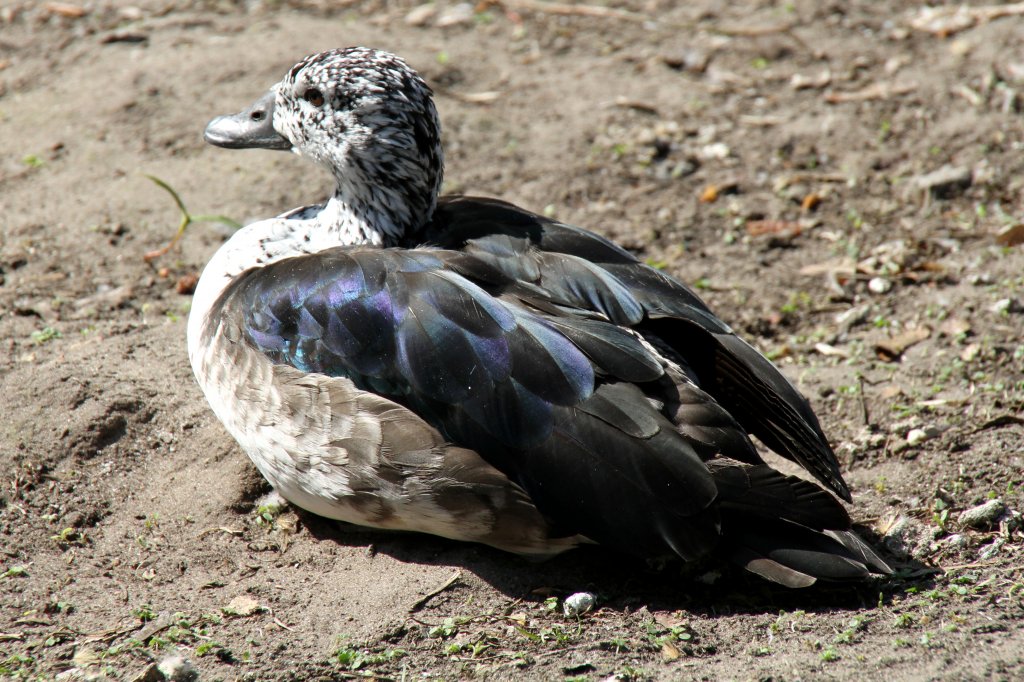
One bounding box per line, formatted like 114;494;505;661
420;196;851;501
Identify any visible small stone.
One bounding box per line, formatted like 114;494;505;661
967;273;993;285
404;3;436;26
906;428;931;446
699;142;730;160
978;538;1005;561
563;592;596;617
942;534;968;550
990;298;1023;315
958;499;1007;529
880;513;931;560
224;595;261;616
436;2;473;27
868;277;892;294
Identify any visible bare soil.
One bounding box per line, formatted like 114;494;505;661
2;1;1023;680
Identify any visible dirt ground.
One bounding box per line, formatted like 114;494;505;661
2;1;1023;680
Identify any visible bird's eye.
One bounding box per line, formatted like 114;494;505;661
303;88;325;107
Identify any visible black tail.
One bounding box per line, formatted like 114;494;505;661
710;461;891;587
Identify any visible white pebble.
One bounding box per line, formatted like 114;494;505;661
563;592;597;617
868;277;892;294
906;428;930;446
958;498;1007;529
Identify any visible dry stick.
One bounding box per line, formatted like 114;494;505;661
858;374;870;427
497;0;795;37
409;570;463;613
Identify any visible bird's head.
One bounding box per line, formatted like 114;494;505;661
205;47;445;240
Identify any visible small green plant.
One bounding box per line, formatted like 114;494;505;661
144;175;240;261
31;327;61;344
820;647;840;662
195;641;224;657
134;604;158;623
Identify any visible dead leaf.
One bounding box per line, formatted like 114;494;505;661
451;90;502;105
960;343;981;362
814;342;849;357
874;327;931;361
44;2;86;17
801;193;822;211
613;97;659;115
653;611;689;629
879;385;904;399
700;185;720;203
940;318;971;337
909;3;1024;38
224;595;261;616
799;258;856;277
662;641;681;661
995;224;1024;247
824;82;916;103
176;273;199;295
746;220;802;238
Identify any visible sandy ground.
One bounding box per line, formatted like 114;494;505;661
2;1;1023;680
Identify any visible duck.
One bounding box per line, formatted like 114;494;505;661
189;46;890;587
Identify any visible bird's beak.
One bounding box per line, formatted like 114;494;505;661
203;90;292;151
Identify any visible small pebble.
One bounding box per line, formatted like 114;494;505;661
563;592;597;617
990;298;1023;315
868;277;892;294
906;428;930;446
958;498;1007;529
435;2;473;27
880;513;932;560
942;533;968;550
978;538;1005;561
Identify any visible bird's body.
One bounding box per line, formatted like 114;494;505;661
190;47;889;586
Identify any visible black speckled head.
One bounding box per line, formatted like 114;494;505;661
273;47;444;240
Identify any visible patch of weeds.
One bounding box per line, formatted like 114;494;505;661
833;616;866;645
932;498;950;532
0;653;35;676
780;291;811;315
22;154;44;168
2;566;28;578
820;647;840;662
51;527;87;547
428;617;468;639
602;636;630;654
255;501;283;527
893;613;914;629
644;257;668;270
195;641;225;657
615;665;649;681
878;119;892;143
104;638;144;658
753;646;772;657
334;643;406;671
133;604;158;623
543;596;559;612
30;327;61;344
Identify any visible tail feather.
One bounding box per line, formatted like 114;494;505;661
711;461;891;586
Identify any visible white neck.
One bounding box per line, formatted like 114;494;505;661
186;197;381;365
